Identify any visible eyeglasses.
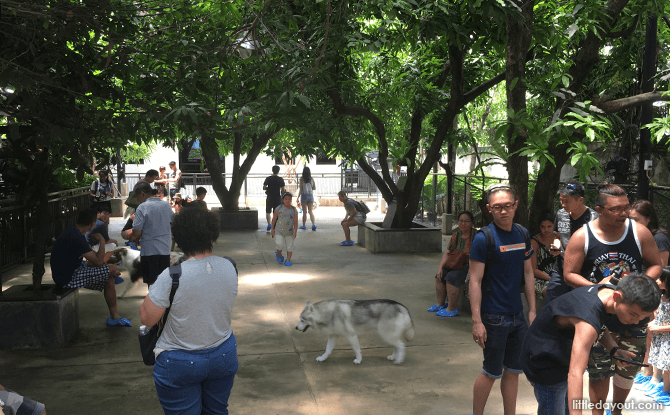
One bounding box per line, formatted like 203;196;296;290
604;205;631;215
490;203;516;212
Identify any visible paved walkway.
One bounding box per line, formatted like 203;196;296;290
0;208;662;414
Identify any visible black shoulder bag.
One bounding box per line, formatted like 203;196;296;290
139;264;181;366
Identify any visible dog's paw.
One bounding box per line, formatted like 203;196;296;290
392;359;404;365
316;355;328;362
387;354;395;361
353;358;361;364
116;294;125;299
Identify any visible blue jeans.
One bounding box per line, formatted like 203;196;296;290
153;334;238;415
531;381;569;415
481;312;527;379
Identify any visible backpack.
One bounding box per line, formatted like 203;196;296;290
349;198;370;214
477;223;531;292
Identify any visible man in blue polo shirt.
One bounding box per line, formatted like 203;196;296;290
129;181;173;285
468;184;536;415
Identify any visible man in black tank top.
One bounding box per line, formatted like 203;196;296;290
521;274;660;415
562;184;662;415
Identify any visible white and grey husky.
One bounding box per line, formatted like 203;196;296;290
295;299;415;365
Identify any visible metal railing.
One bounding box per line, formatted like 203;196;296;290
1;187;91;270
121;171;380;199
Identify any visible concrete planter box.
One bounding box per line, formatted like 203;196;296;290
358;221;442;253
218;207;259;230
0;284;79;349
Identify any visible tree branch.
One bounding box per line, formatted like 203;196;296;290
597;91;670;114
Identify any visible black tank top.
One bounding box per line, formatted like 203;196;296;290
580;219;642;284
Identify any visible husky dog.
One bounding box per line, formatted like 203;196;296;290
295;299;415;365
108;247;186;298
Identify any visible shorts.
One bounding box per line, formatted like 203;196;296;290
300;194;314;204
439;266;469;287
266;197;281;214
141;255;170;285
535;278;548;299
588;315;648;382
65;264;110;291
275;233;295;252
353;212;366;224
0;389;46;415
481;312;527;379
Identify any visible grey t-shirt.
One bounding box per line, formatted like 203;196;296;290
133;197;173;256
344;198;366;219
149;256;238;353
275;204;298;236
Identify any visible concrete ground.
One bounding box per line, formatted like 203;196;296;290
0;207;664;414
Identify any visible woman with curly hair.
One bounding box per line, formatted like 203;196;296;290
140;208;239;414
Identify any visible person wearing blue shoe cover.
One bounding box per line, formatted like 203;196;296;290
271;192;298;266
338;190;366;246
50;208;130;327
428;211;475;317
468;184;535;415
521;274;660;415
141;207;239;414
296;166;317;231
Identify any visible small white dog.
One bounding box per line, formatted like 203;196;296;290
295;299;415;364
108;247;186;298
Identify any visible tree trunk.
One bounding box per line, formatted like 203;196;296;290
505;0;533;228
201;128;281;211
32;186;50;291
200;133;233;209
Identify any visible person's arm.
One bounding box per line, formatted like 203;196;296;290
468;259;486;348
563;228;592;288
293;208;298;237
297;179;302;198
271;209;279;237
567;320;599;415
522;258;536;324
530;239;551;281
312;179;316;191
638;224;662;280
130;228;142;243
82;234;106;266
140;295;166;327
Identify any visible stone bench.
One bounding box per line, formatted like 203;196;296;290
0;284;79;349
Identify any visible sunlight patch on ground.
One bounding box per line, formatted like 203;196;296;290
240;272;314;286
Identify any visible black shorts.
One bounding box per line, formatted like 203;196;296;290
266;197;281;214
141;255;170;285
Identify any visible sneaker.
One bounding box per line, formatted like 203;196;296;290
312;225;317;231
299;226;307;230
435;308;459;317
340;240;355;246
285;261;293;266
655;391;670;405
277;255;284;264
267;224;272;231
427;304;447;312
